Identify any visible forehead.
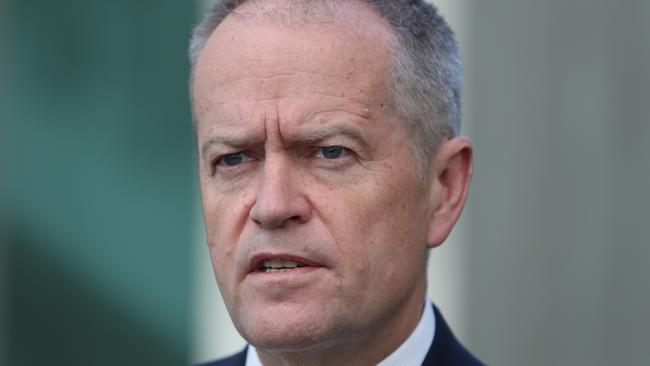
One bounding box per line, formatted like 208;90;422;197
191;0;401;145
195;2;395;97
207;0;395;54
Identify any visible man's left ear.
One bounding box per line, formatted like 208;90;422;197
426;136;473;248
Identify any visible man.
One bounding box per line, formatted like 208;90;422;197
190;0;482;365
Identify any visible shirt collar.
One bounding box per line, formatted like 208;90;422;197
245;296;435;366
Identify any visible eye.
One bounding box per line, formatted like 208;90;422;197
221;153;246;166
211;151;253;176
317;146;345;159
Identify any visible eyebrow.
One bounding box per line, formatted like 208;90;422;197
200;125;370;161
201;134;260;161
289;125;369;149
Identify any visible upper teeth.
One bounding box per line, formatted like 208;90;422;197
262;260;301;269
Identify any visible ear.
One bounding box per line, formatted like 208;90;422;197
426;136;473;248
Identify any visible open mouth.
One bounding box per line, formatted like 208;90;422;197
249;255;320;274
259;260;307;273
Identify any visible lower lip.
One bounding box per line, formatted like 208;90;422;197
245;266;324;287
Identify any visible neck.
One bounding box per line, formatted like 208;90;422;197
256;279;427;366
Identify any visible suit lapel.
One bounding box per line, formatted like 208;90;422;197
202;306;483;366
421;305;484;366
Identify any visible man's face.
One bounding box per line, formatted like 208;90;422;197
193;1;435;352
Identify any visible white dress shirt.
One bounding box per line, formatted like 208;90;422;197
245;297;435;366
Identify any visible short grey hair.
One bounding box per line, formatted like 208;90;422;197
189;0;462;172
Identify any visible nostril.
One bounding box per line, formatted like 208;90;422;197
250;168;312;227
250;201;311;228
289;214;304;222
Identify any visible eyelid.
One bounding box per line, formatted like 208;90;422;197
314;145;347;157
211;151;255;175
311;146;357;169
208;145;357;176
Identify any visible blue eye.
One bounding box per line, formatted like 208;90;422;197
221;153;245;166
210;152;254;177
320;146;344;159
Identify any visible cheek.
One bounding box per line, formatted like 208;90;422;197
202;184;255;269
327;170;428;269
203;179;253;231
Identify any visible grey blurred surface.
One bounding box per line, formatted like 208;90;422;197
464;0;650;364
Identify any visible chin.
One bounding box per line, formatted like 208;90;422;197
236;308;339;352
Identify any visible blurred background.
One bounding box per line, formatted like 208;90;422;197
3;0;649;365
3;0;196;365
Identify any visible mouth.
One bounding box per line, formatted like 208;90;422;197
249;254;322;274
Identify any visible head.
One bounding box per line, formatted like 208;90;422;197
190;0;472;363
191;0;463;173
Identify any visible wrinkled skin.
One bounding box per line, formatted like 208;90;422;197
193;1;472;365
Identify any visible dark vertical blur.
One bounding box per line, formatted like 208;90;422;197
2;0;10;364
4;0;195;365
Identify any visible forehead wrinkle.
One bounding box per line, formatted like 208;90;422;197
195;98;266;133
194;5;397;121
211;70;354;99
201;85;375;126
200;7;397;79
200;111;373;159
200;130;265;160
285;124;372;151
194;0;399;157
199;63;373;109
208;51;369;84
213;56;354;80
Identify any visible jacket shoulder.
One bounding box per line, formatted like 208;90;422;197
423;305;485;366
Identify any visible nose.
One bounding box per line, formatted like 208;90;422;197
250;155;311;229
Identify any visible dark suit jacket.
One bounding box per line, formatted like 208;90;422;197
198;305;484;366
